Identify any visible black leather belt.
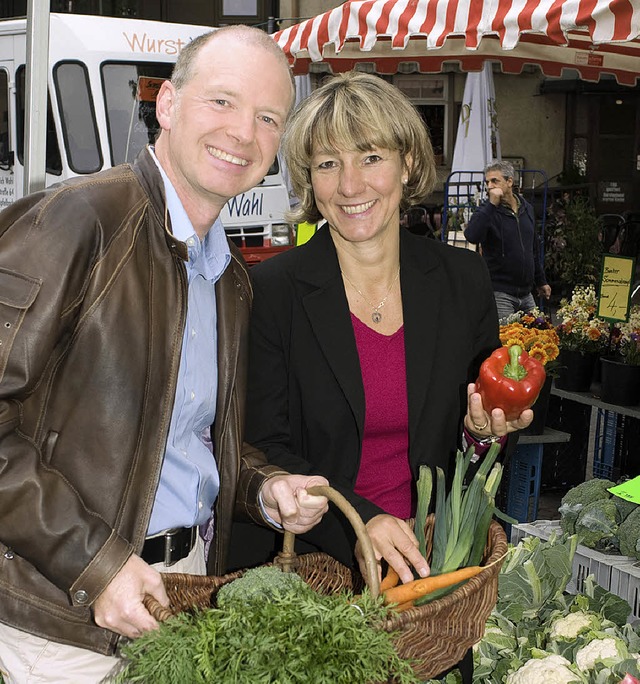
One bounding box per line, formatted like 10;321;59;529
141;527;198;566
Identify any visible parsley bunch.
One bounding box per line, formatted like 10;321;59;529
116;588;421;683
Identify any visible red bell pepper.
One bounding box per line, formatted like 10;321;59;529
475;344;546;422
619;676;640;684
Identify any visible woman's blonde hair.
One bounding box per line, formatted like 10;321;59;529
283;71;436;225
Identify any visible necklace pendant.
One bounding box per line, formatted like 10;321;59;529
371;310;382;324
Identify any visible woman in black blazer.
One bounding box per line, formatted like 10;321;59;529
229;72;532;587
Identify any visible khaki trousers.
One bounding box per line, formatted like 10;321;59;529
0;536;206;684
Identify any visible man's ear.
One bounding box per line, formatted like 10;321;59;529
155;80;176;132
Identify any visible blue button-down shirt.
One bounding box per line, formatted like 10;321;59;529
147;149;231;535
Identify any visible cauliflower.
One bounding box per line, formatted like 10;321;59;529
575;636;628;670
559;479;615;535
574;498;619;549
505;654;579;683
618;504;640;559
549;611;598;640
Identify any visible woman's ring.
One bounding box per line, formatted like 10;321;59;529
472;417;489;431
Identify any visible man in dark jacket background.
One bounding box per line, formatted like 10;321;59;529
464;160;551;320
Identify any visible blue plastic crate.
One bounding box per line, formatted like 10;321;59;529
593;409;621;480
506;444;543;524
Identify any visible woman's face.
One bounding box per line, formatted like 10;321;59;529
310;145;407;247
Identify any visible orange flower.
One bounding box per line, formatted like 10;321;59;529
542;341;560;361
528;345;549;365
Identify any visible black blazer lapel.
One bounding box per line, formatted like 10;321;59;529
296;228;366;434
401;233;443;461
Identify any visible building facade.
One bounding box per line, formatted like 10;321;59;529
1;0;637;214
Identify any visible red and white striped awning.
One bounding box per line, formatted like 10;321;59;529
272;0;640;85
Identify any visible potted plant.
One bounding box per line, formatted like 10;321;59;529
544;194;603;300
554;284;609;392
500;309;560;433
601;305;640;406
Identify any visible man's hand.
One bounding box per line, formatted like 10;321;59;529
93;554;169;639
261;474;329;534
537;284;552;300
488;187;504;205
356;514;430;586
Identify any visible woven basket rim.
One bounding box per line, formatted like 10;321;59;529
151;518;508;680
382;519;508;628
155;519;508;621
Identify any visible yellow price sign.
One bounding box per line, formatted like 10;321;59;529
597;254;635;322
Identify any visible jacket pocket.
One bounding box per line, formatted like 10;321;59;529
0;267;41;381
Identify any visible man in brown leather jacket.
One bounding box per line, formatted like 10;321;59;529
0;26;328;682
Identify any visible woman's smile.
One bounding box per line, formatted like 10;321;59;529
340;200;377;216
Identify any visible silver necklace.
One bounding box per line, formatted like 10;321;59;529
341;268;400;324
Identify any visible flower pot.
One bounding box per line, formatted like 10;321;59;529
600;357;640;406
555;350;598;392
521;375;552;435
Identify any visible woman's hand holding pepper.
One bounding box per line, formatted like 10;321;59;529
464;382;534;439
355;514;430;586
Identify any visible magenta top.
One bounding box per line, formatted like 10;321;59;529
350;313;414;519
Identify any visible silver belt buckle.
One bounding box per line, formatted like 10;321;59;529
163;526;197;566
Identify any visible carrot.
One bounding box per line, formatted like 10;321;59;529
379;566;400;592
382;564;487;606
392;599;415;612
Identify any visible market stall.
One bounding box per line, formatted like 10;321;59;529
273;0;640;85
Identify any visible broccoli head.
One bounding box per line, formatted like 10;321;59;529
216;565;310;609
618;504;640;560
611;494;638;524
574;498;619;549
559;478;616;535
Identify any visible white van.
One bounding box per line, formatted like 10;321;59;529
0;12;294;263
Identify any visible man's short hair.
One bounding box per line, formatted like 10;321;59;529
170;25;295;98
485;160;515;180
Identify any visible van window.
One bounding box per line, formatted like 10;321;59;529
101;62;173;165
0;69;11;170
53;61;102;174
16;65;62;175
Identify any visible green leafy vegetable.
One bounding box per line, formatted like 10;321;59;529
558;479;616;536
574;499;619;551
618;505;640;560
430;442;505;576
414;464;432;560
116;588;421;684
469;532;640;684
216;565;308;609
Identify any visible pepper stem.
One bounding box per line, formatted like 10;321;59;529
503;344;528;381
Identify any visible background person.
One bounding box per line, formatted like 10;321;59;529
0;26;329;684
464;160;551;321
229;72;533;682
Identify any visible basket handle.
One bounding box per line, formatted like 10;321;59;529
279;484;380;598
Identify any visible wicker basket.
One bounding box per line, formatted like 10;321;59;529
145;485;508;680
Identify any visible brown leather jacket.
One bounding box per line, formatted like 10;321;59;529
0;149;285;655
